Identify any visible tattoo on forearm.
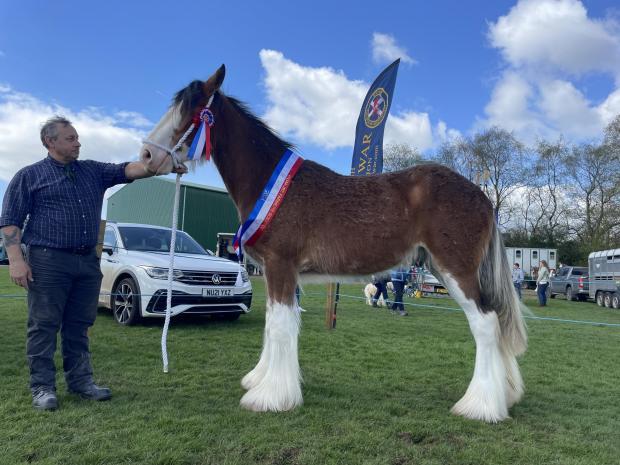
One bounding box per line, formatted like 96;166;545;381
1;229;20;247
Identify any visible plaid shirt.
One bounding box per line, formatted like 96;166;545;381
0;155;132;249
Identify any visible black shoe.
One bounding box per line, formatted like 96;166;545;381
32;388;58;411
69;384;112;401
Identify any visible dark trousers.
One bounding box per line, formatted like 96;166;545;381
513;282;522;300
537;282;549;306
391;280;405;311
26;246;102;392
373;280;389;304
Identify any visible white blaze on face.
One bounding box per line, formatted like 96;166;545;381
141;104;188;174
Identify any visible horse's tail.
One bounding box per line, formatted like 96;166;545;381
478;221;528;357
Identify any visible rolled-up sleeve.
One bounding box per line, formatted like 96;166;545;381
0;169;32;229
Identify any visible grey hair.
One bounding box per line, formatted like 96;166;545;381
40;115;72;148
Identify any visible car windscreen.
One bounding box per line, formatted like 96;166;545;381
118;227;211;255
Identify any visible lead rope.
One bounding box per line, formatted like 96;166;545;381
161;172;183;373
148;94;214;373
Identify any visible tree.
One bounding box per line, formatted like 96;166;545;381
520;139;571;245
433;137;478;182
469;127;527;227
565;141;620;252
383;143;423;172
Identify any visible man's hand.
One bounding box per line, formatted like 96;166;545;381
171;163;188;174
9;259;33;289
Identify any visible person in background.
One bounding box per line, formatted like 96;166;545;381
390;265;409;316
536;259;550;307
371;274;389;308
0;116;186;411
512;262;524;300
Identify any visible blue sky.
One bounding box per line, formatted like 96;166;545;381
1;0;619;214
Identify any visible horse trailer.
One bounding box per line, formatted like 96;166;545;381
505;247;557;278
588;248;620;308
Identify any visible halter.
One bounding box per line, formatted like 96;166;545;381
142;93;215;172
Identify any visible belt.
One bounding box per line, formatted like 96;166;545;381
29;245;94;256
63;246;94;255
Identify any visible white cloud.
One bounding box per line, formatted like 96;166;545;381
0;87;147;182
372;33;416;66
483;0;620;142
259;49;446;152
488;0;620;76
483;72;550;138
538;79;602;137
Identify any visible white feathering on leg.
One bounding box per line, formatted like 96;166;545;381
240;301;303;412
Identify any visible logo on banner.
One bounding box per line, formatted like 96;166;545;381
364;88;389;129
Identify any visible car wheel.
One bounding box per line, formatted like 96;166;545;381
596;292;604;307
565;286;574;301
603;292;612;308
611;293;620;310
112;277;141;325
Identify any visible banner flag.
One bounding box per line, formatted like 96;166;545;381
350;59;400;176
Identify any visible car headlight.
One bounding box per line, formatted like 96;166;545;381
139;266;184;280
240;268;249;283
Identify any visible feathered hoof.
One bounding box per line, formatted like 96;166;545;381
241;368;265;391
451;388;509;423
240;383;303;412
505;379;524;408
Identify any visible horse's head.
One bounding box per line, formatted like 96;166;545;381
140;65;226;175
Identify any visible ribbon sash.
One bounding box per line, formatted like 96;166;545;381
233;150;303;257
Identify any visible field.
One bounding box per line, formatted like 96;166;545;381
1;268;619;465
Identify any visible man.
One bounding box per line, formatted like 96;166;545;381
390;266;409;316
0;116;186;411
512;262;524;300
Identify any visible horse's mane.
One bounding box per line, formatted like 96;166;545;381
173;81;294;153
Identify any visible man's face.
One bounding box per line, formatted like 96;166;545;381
47;124;81;163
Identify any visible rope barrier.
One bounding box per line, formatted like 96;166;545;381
0;287;618;328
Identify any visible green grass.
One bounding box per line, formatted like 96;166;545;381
1;268;619;465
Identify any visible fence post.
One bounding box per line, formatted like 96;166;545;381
325;283;337;329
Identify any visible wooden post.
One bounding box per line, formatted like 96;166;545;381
325;282;337;330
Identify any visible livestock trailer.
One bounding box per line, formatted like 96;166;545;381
588;248;620;308
505;247;558;278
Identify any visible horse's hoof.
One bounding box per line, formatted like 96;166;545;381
241;369;264;391
240;385;302;412
451;394;509;423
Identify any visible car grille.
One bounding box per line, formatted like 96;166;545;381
176;270;238;286
146;290;252;314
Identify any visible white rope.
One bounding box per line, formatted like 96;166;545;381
161;172;183;373
154;93;215;373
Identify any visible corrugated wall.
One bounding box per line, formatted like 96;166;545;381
180;184;240;251
107;178;175;226
106;177;239;251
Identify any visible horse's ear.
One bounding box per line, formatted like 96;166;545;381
204;64;225;95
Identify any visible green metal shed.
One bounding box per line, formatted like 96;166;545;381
106;177;239;251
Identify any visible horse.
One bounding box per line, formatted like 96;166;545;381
139;65;527;423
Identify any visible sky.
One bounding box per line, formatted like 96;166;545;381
1;0;620;216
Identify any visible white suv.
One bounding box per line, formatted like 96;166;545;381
99;223;252;325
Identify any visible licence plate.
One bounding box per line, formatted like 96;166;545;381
202;288;233;297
